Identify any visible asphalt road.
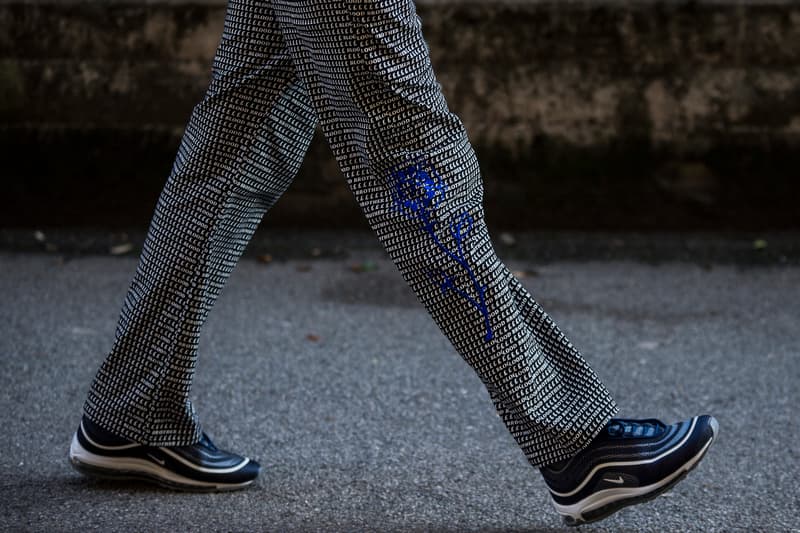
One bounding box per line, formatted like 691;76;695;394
1;237;798;532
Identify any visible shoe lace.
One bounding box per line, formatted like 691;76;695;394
606;418;666;439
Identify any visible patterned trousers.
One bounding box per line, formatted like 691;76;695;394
83;0;617;468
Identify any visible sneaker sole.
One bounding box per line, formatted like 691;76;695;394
555;416;718;527
69;433;255;493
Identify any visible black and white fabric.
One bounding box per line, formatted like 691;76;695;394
83;0;618;468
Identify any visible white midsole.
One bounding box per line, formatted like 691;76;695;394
69;433;252;489
552;434;714;520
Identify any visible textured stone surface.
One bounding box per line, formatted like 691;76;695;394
1;1;799;229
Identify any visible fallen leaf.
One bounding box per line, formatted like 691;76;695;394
350;261;377;273
306;334;320;342
110;243;134;255
499;232;516;246
257;254;273;264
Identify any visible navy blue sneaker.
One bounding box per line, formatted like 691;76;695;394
69;416;260;491
540;415;718;526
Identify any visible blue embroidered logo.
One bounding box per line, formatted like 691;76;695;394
389;157;493;342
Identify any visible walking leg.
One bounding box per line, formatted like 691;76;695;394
270;0;617;467
84;0;318;446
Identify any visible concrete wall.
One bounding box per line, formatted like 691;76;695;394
2;1;799;229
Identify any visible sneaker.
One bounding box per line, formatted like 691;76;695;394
540;414;718;526
69;416;261;491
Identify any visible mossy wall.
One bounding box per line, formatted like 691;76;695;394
1;1;799;230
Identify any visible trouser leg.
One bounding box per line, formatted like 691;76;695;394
271;0;617;467
83;0;318;445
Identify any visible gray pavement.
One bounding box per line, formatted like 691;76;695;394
1;237;798;532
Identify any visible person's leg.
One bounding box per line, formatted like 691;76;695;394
269;3;717;526
82;0;318;447
269;0;616;468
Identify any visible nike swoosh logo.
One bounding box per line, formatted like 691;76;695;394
604;476;625;484
147;454;166;466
